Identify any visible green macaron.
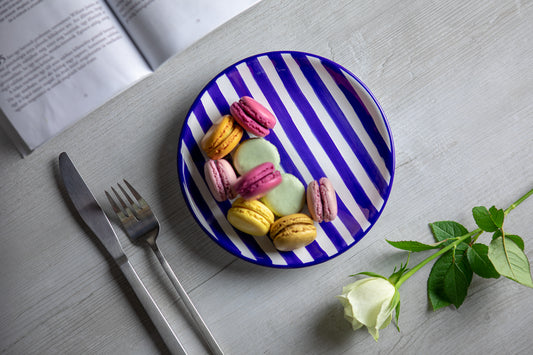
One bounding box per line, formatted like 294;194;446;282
232;138;280;175
261;173;305;217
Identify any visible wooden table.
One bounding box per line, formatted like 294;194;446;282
1;0;532;353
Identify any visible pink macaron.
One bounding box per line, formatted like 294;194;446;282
307;177;337;223
230;96;276;137
204;159;237;202
233;162;282;200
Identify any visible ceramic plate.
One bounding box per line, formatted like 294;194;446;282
177;51;395;268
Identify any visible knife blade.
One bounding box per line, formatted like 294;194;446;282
58;152;186;355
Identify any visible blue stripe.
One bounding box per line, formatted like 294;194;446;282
182;124;273;263
291;53;389;198
265;53;378;220
207;83;231;115
184;168;273;264
178;51;395;268
229;63;357;249
226;66;251;97
321;61;393;173
304;241;331;262
277;249;304;265
192;101;213;132
181;159;240;256
243;58;357;251
226;67;352;253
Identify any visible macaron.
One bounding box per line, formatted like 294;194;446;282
227;198;275;236
204;159;237;202
269;213;317;251
261;173;305;217
201;115;243;160
232;138;280;175
230;96;276;137
307;177;337;223
233;162;282;200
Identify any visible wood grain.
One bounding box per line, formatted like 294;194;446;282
1;0;532;353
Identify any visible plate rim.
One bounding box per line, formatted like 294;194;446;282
176;50;396;268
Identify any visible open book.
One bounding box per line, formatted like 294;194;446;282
0;0;257;155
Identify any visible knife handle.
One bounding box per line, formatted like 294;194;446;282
119;259;187;355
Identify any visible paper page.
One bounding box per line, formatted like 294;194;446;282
0;0;152;152
106;0;259;68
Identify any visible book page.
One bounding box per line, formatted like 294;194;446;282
0;0;152;152
106;0;258;68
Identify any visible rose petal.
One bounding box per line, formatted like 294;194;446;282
345;278;395;333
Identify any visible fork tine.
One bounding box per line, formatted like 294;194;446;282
105;190;122;215
123;179;143;202
106;188;133;224
111;186;135;218
117;183;145;220
118;183;137;207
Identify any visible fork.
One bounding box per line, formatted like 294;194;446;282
105;180;224;355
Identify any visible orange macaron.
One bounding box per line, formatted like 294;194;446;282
201;115;243;160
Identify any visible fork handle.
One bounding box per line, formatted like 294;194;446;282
151;246;224;355
119;259;187;355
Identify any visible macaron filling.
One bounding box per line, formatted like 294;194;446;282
233;162;282;200
227;198;275;236
201;115;231;151
307;180;323;222
219;165;236;200
239;97;276;129
230;96;276;137
307;177;337;223
201;115;243;160
269;213;317;251
319;177;337;222
204;159;237;201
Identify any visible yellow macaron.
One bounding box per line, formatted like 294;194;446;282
227;198;275;236
201;115;243;160
269;213;317;251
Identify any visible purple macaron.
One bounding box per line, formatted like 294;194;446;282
230;96;276;137
233;162;282;200
307;177;337;223
204;159;237;201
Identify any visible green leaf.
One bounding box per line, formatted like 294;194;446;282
386;239;445;252
352;271;388;280
492;230;502;240
488;237;533;288
507;235;525;251
429;221;470;245
472;206;498;232
492;231;525;250
386;288;400;314
388;255;410;285
489;206;504;228
466;244;500;279
428;244;471;310
427;252;453;310
394;298;401;331
443;246;473;308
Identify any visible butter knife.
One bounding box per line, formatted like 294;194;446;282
58;152;186;355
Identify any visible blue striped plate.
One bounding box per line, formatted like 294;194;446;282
177;51;395;268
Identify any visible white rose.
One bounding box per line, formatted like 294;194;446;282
337;277;397;341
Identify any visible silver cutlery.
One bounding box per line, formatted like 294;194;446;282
105;180;224;355
58;153;186;355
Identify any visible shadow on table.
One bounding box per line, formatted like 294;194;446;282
152;99;239;271
53;160;172;354
312;300;371;351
